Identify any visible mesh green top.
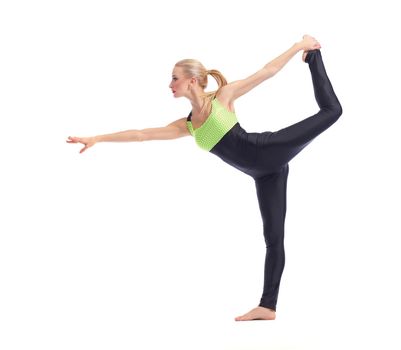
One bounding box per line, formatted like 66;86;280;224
186;98;238;151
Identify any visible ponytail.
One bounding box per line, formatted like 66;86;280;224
206;69;227;98
200;69;228;114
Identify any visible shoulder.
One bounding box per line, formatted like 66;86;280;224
215;86;236;112
168;117;190;130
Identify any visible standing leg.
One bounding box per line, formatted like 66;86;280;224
235;165;289;321
256;165;289;311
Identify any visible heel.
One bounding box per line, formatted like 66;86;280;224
304;49;321;64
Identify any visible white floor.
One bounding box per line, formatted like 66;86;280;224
1;304;398;350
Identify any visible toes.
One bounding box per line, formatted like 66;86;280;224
235;314;248;321
235;307;276;321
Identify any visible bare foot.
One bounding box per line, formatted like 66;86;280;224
235;306;276;321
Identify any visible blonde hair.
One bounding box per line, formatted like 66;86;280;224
175;59;227;114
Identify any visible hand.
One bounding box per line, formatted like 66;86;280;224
66;136;97;153
299;34;321;51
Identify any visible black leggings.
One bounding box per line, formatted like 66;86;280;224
209;50;342;311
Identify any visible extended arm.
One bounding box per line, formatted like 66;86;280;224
67;117;190;153
220;35;321;102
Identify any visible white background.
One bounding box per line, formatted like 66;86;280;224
1;0;400;349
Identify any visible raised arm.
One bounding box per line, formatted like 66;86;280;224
219;35;321;102
67;117;190;153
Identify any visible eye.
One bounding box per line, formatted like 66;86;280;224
172;77;178;81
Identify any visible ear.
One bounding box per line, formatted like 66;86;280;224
187;77;197;90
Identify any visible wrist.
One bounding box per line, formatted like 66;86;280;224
293;42;303;52
93;135;102;143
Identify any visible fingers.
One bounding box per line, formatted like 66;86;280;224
67;136;91;153
80;142;94;154
67;135;96;154
66;136;80;143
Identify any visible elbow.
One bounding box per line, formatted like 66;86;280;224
136;130;146;142
270;66;280;77
263;65;279;79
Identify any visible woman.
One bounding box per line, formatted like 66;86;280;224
67;35;342;321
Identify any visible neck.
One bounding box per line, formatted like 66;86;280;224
187;88;206;113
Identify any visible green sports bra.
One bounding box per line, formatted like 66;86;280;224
186;98;238;151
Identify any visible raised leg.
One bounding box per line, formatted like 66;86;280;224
267;49;342;164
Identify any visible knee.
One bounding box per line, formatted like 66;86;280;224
324;102;342;123
264;235;285;250
334;102;343;119
331;102;343;121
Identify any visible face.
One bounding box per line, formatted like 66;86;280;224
169;66;191;98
